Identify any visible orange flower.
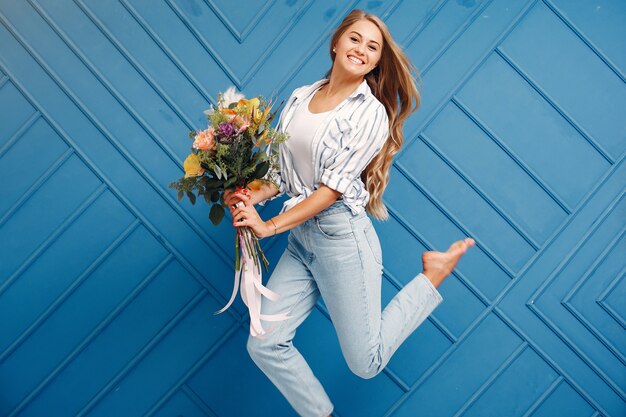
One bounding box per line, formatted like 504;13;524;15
220;108;237;120
193;127;217;151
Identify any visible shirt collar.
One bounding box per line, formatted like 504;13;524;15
294;78;370;102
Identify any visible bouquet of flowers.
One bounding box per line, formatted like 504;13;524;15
169;86;290;337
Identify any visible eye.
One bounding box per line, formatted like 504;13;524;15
350;36;358;42
369;46;377;51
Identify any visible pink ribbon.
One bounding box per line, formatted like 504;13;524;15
214;227;290;338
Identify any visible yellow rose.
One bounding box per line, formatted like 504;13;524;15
248;97;260;111
183;154;205;178
237;98;261;119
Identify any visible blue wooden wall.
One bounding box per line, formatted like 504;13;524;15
0;0;624;416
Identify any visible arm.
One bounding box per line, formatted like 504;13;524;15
230;184;340;238
263;184;340;235
223;180;278;208
232;102;389;238
320;103;389;194
268;105;389;233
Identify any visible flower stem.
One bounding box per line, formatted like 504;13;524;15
235;227;241;271
252;233;269;273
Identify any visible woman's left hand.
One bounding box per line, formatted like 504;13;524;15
230;190;272;238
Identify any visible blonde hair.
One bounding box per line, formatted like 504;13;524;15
324;9;421;220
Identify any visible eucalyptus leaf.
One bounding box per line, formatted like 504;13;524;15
177;190;183;202
187;191;196;205
211;190;220;202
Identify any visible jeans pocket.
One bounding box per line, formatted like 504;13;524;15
363;221;383;265
315;213;353;240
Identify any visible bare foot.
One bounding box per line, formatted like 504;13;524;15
422;238;475;288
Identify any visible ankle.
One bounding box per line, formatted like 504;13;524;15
423;270;444;288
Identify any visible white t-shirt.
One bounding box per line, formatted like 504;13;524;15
283;87;331;189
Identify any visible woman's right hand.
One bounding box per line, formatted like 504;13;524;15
223;181;278;212
223;188;250;210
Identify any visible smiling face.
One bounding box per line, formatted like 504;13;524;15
333;19;383;78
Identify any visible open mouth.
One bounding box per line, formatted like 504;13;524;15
347;55;365;65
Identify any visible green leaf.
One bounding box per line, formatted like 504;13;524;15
209;204;225;225
205;178;223;189
177;190;184;202
203;193;211;204
187;191;196;205
211;190;220;202
223;176;238;188
252;160;270;179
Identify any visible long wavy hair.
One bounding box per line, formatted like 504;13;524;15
324;9;421;220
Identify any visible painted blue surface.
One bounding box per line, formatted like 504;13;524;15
0;0;624;416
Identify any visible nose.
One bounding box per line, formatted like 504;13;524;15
353;44;366;57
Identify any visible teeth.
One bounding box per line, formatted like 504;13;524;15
348;55;364;64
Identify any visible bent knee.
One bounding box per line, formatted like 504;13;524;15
348;361;382;380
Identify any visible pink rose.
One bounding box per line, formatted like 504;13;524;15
231;115;250;132
193;127;217;151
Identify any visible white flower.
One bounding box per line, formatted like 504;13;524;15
221;86;245;107
203;103;215;117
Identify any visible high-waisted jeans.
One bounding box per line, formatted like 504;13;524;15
246;200;444;417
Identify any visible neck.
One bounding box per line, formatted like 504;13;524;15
321;68;363;98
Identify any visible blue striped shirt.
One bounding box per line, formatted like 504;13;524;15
261;78;389;215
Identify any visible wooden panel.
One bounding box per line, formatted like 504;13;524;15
0;0;624;416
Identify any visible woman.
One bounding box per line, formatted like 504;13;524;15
224;9;475;417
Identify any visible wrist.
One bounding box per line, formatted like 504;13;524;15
262;220;273;238
265;218;278;237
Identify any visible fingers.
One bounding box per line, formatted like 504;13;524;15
228;191;251;209
225;194;248;209
231;207;246;225
231;204;251;223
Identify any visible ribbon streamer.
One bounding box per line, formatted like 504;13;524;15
214;227;290;338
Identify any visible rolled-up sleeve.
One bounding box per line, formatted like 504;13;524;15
320;104;389;195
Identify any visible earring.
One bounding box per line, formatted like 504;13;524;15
333;48;336;52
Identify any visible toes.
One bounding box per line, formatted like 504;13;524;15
448;238;475;254
449;240;467;252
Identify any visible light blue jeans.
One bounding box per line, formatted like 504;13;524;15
246;201;444;417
